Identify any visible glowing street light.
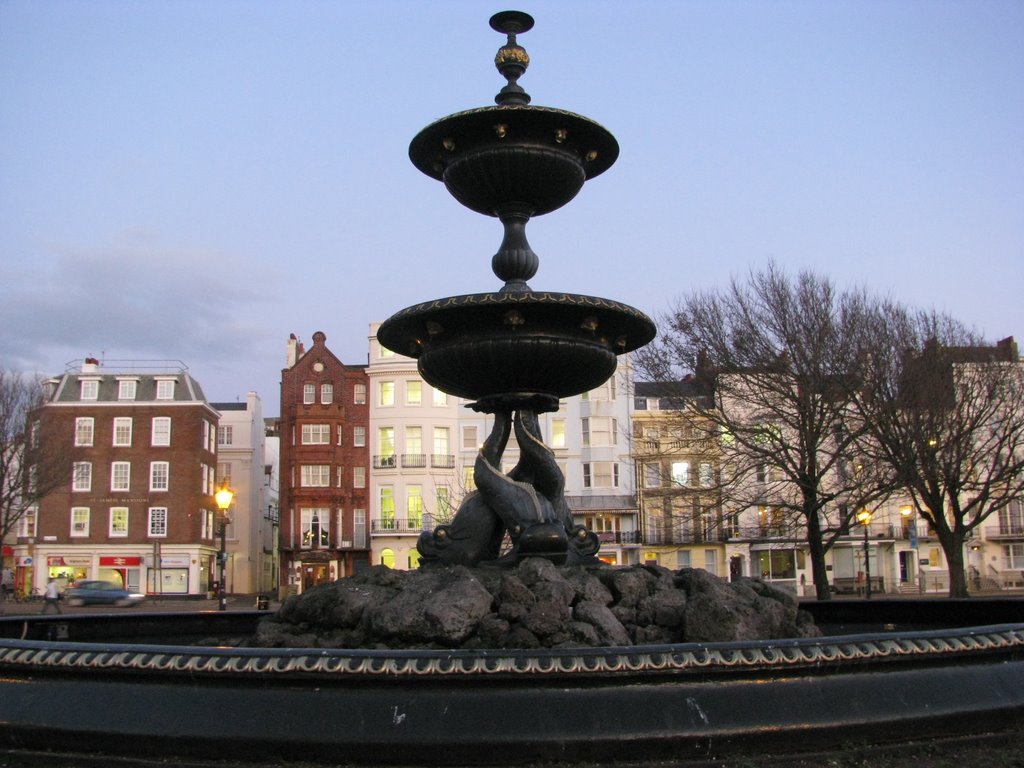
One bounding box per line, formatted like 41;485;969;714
857;509;873;599
214;480;235;612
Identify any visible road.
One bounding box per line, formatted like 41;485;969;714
0;594;280;616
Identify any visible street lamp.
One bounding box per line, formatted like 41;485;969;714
857;509;873;599
214;480;235;612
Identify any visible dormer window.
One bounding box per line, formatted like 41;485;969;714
117;379;138;400
80;379;99;400
156;378;176;400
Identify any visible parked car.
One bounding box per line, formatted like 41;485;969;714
63;580;145;607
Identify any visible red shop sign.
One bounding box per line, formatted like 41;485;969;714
99;556;142;567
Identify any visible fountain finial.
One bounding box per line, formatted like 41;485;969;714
491;11;533;105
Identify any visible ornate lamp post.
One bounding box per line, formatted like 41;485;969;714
857;509;873;599
214;480;234;611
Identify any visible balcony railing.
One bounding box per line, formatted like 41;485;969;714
401;453;427;468
371;517;429;534
373;454;397;469
431;454;456;468
642;529;732;546
596;531;641;545
985;524;1024;541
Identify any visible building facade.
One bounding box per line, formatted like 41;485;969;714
210;392;275;596
278;332;370;595
17;359;221;597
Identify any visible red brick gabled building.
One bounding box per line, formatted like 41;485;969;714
279;332;370;593
18;359;221;597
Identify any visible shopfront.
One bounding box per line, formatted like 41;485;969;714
47;555;92;590
98;556;142;593
148;553;192;595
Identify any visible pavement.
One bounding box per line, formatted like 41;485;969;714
0;594;281;617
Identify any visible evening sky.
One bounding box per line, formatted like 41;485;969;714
1;1;1021;414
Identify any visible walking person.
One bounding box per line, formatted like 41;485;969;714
41;578;62;614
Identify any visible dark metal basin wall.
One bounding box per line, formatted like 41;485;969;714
1;604;1024;766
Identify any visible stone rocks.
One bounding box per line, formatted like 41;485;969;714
251;559;820;650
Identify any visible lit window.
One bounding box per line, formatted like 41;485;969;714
380;488;395;528
407;486;423;528
379;381;395;407
432;387;447;406
113;417;133;446
150;461;169;491
380;548;395;568
406;381;422;406
109;507;129;537
671;461;690;486
70;507;90;537
74;417;94;447
301;508;330;547
111;461;131;492
550;419;565;449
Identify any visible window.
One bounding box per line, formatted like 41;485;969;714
300;465;330;487
152;417;171;446
377;427;395;468
72;462;92;492
301;424;330;445
321;383;333;404
156;379;176;400
462;425;478;450
354;383;366;404
380;548;396;568
379;381;395;407
148;507;168;537
436;487;452;519
432;387;447;406
353;425;366;447
590;417;614;446
463;465;476;491
71;507;90;537
218;426;233;446
433;427;450;460
405;426;422;458
336;466;345;488
303;384;316;405
704;549;718;576
218;462;231;485
380;488;395;529
113;417;133;446
406;380;422;406
353;466;366;488
150;461;169;491
110;507;129;537
643;462;661;488
699;463;714;488
117;379;137;400
550;419;566;449
74;417;94;446
353;508;367;548
80;379;99;400
584;462;619;488
301;508;330;547
671;461;690;487
111;461;131;492
19;507;37;538
407;486;423;529
581;417;590;446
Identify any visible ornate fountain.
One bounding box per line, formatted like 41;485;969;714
2;12;1024;767
378;11;655;567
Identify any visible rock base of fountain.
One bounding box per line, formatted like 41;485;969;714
253;559;819;650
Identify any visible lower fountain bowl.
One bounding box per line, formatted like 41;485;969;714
2;600;1024;766
377;291;657;405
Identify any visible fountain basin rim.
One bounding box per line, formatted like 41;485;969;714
3;614;1023;680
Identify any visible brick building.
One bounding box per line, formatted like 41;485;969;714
279;332;370;594
15;359;221;596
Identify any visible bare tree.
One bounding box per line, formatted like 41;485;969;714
854;310;1024;597
634;263;895;599
0;370;69;548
